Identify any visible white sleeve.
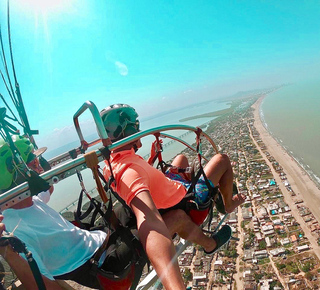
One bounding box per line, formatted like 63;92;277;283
36;190;51;204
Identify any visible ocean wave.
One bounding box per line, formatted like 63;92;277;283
284;145;320;189
260;98;320;189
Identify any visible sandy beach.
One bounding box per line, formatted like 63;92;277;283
253;96;320;241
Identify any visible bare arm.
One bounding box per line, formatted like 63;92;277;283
1;246;62;290
130;190;185;290
0;216;61;290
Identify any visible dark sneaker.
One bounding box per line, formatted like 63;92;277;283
214;183;238;214
233;182;238;195
214;191;226;214
204;224;232;255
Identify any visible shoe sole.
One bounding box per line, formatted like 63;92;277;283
204;225;232;255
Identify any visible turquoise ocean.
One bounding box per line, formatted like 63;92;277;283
48;99;229;211
260;79;320;187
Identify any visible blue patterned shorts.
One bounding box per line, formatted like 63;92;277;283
165;172;214;205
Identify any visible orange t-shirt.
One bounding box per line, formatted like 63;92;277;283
103;149;186;209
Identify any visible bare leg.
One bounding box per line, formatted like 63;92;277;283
171;154;189;168
171;153;244;212
170;154;191;180
162;209;217;252
131;191;185;290
204;153;245;213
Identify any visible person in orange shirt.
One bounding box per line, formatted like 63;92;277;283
101;104;245;290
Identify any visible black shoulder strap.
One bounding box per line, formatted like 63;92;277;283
74;189;103;230
0;235;46;290
96;152;149;289
97;165;133;215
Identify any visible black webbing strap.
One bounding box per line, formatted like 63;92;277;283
89;227;111;275
98;147;133;214
0;235;46;290
76;170;143;287
148;134;163;167
95;169;148;290
154;133;166;173
98;147;149;289
183;128;218;230
25;251;46;290
74;189;101;230
75;170;116;230
130;235;149;290
97;168;133;215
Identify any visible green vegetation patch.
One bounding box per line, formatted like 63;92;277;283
258;257;270;265
179;108;233;122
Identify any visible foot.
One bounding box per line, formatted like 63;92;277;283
225;193;246;213
204;225;232;255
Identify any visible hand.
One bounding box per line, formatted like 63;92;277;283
0;215;8;257
150;139;163;156
0;215;5;236
151;139;163;155
148;140;163;165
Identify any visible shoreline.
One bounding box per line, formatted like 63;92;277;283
259;98;320;189
252;95;320;224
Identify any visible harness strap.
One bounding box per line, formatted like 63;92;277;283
75;170;118;230
90;228;111;273
84;151;108;203
97;169;133;215
74;190;101;230
153;133;166;173
98;147;149;289
181;128;219;230
130;236;149;290
0;235;46;290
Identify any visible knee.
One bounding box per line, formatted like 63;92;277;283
177;154;188;162
172;154;189;167
163;209;191;234
165;209;187;221
215;153;231;166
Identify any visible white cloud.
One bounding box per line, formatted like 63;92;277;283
105;52;129;76
115;61;128;76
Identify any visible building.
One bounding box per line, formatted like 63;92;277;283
296;244;310;253
270;248;286;257
254;250;268;259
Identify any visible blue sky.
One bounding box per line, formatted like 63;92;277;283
0;0;320;149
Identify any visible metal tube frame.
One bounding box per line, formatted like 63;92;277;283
0;101;219;212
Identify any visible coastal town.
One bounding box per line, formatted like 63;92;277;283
172;95;320;290
2;95;320;290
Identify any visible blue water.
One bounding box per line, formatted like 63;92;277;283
260;80;320;186
48;100;229;211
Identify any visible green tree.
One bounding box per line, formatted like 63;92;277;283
183;268;193;282
287;264;299;274
254;273;263;282
258;240;266;250
276;263;286;270
302;262;312;273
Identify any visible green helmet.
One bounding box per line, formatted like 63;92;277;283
12;135;35;164
100;104;140;142
0;138;14;191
